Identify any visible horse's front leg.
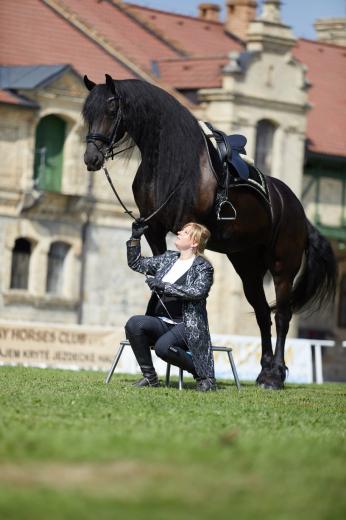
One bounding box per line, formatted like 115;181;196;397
144;220;167;256
228;252;274;384
132;170;167;255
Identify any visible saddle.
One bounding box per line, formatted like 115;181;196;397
199;121;252;181
199;121;270;221
206;123;250;181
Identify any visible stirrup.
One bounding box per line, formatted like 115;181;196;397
217;200;237;221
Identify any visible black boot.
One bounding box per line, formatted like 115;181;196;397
133;365;160;388
159;345;198;378
125;327;160;388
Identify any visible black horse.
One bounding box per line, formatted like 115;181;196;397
82;74;336;389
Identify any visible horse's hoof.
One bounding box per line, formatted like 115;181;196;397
257;381;283;390
256;367;272;386
256;365;287;390
262;381;284;390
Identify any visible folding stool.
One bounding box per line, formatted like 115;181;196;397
105;339;241;391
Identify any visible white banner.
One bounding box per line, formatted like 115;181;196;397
0;321;335;383
211;335;315;383
0;321;120;371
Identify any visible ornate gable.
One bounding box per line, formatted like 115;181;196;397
41;69;85;100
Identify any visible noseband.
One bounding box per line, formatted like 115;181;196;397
86;96;123;161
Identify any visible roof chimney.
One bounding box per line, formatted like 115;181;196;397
225;0;257;40
199;3;221;22
247;0;296;53
314;18;346;46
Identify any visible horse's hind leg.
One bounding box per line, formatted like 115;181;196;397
264;244;304;389
262;271;295;390
263;228;306;389
228;252;273;382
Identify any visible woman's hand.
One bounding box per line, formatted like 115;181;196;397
131;219;148;239
146;277;164;294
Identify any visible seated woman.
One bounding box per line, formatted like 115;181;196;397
125;221;216;392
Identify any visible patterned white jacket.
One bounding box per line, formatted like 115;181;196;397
127;239;215;378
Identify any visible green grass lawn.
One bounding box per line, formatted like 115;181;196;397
0;366;345;520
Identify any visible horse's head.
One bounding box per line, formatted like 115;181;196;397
82;74;125;171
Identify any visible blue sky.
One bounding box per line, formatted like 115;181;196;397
130;0;345;39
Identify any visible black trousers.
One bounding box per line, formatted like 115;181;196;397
125;315;197;377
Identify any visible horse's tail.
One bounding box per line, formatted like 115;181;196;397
289;220;337;314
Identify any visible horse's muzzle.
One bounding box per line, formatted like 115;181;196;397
84;149;104;171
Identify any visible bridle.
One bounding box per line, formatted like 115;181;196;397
85;94;181;224
86;96;129;161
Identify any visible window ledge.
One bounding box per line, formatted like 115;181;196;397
2;291;78;310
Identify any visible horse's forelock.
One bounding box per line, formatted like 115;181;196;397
82;84;109;123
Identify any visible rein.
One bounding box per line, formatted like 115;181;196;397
86;96;183;224
103;166;181;223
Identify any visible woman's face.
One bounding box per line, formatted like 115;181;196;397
175;226;198;252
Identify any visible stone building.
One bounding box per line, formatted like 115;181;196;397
0;1;345;374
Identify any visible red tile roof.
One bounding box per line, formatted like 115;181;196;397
293;39;346;158
128;3;346;157
60;0;179;72
0;0;344;157
127;3;243;57
157;57;227;89
0;0;136;83
0;90;33;106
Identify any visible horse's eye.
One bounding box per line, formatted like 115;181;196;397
107;98;117;113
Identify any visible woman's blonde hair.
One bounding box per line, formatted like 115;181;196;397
182;222;211;255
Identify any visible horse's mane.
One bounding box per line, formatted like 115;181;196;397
84;80;205;213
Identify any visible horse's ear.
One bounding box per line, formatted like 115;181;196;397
84;75;96;91
105;74;116;94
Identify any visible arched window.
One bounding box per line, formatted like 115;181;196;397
46;241;70;295
338;274;346;328
33;115;66;192
255;120;276;175
10;238;32;290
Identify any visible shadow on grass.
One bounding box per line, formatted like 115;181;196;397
114;374;316;393
115;374;253;392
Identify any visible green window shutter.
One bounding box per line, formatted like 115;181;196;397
34;115;66;192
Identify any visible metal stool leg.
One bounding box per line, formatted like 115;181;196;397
178;368;184;390
165;363;171;386
227;350;241;391
105;343;126;384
